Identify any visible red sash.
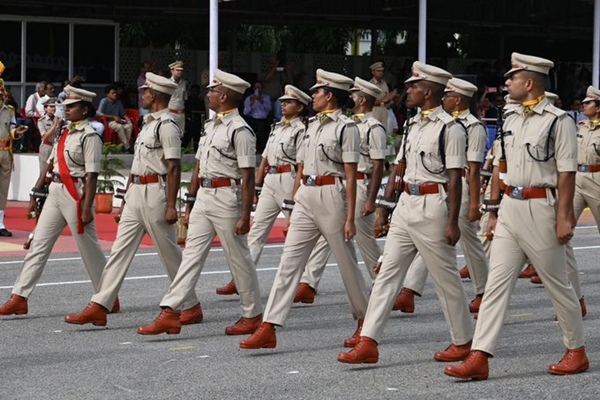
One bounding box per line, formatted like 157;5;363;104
57;127;85;234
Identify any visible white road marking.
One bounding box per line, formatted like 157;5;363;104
0;243;598;290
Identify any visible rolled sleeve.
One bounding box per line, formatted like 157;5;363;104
555;117;578;172
444;123;467;169
84;133;102;173
467;124;487;163
368;125;388;160
235;127;257;168
160;121;182;160
342;124;360;163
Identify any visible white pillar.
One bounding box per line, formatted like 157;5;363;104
418;0;427;62
209;0;218;118
594;0;600;87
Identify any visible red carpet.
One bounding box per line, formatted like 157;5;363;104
1;201;287;257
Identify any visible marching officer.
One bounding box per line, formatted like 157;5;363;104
294;77;387;303
395;77;489;314
137;69;264;336
239;69;370;350
64;73;200;327
338;62;473;365
445;53;588;380
215;85;311;296
0;74;27;237
0;87;109;316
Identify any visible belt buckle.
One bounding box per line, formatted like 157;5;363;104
202;178;212;188
268;166;277;174
133;176;141;184
510;186;524;200
305;175;316;186
407;183;421;195
579;164;590;172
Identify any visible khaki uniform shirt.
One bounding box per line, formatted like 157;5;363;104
298;109;360;176
496;98;577;188
131;109;181;176
168;78;188;111
356;113;387;174
369;78;390;106
197;109;256;179
456;110;487;165
397;107;466;185
49;122;102;177
37;115;57;143
577;120;600;165
262;117;305;166
0;104;16;142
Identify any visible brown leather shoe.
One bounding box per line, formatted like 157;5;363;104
343;320;364;348
111;297;120;314
392;288;415;313
216;280;238;295
519;264;537;279
337;336;379;364
459;266;470;279
239;322;276;349
444;350;489;380
530;273;542;284
469;294;483;313
226;314;262;335
0;294;28;316
293;283;316;304
181;303;203;325
137;308;181;335
64;302;108;326
434;340;472;362
548;346;589;375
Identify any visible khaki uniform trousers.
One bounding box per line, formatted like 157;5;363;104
169;112;185;134
0;151;11;209
108;121;133;149
403;178;488;295
361;192;473;344
91;182;197;310
472;196;585;355
248;171;295;265
38;143;53;176
300;179;380;290
263;182;369;326
13;182;106;298
160;187;262;318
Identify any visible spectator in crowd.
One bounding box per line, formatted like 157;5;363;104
25;81;47;118
113;81;132;109
137;61;153;117
97;84;133;152
243;81;272;154
264;51;295;99
567;98;588;124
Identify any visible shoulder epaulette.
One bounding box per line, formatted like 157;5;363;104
578;120;587;126
232;118;254;135
464;113;482;128
437;112;456;125
365;117;384;131
545;104;568;118
308;116;317;124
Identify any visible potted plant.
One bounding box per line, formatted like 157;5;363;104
96;143;126;214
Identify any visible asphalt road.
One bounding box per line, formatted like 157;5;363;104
1;223;600;400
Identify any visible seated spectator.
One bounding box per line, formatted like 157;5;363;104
113;81;132;109
25;81;46;118
97;84;133;151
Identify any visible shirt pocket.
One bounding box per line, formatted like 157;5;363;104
209;134;237;171
418;142;444;173
502;134;516;162
317;135;342;164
